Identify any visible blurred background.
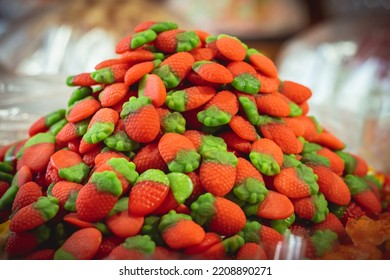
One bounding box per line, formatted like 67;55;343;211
0;0;389;172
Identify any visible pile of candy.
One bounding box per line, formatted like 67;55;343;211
1;21;389;260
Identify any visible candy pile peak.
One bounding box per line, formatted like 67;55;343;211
1;20;389;260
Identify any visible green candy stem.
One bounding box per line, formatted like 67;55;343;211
288;102;302;117
141;216;165;246
0;185;18;210
311;193;329;223
49;119;68;136
107;157;139;185
344;174;369;195
107;197;129;217
238;220;262;243
90;67;115;84
197;106;232;127
281;154;302;169
24;132;55;148
136;169;169;186
120;96;151;119
270;213;296;234
0;171;13;184
336;151;357;174
198;134;227;155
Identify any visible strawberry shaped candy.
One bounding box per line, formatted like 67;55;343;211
107;235;155;260
309;165;351;206
157;108;186;134
191;193;246;236
120;96;160;143
292;193;329;223
16;133;56;173
270;213;296;234
199;149;238;196
0;165;32;211
5;224;50;258
236;242;268;260
229;115;258;141
232;157;268;204
158;132;201;173
138;73;167;107
249;138;283;176
153;52;194;89
344;174;382;214
115;29;157;54
49;149;90;184
9;196;59;232
90;63;130;84
273;162;319;199
197;90;238;127
304;229;339;259
28;109;66;137
154;29;201;54
226;61;261;94
66;97;101;123
51;181;83;212
199;234;245;260
165;86;216;112
237;93;260;126
82;108;119;145
337;151;369;177
76;170;122;222
243;190;294;220
98;83;129;107
239;220;283;258
215;34;247;62
132;143;168;174
183;130;227;156
158;210;205;249
128;169;170;216
105;198;144;238
56;119;89;143
152;172;193;215
279;80;312;105
256;92;291;117
11;181;42;213
124;60;161;87
54;227;102;260
246;48;278;79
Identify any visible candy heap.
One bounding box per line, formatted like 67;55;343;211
1;21;389;260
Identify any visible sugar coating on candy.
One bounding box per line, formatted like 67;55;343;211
1;19;388;260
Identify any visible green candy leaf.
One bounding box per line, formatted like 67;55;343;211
311;193;329;223
167;172;193;204
158;210;192;233
153;64;180;89
49;119;68;136
249;151;280;176
300;152;330;168
107;197;129;217
231;73;260;94
83;122;115;144
107;157;139;185
202;149;238;166
197;105;232;127
238;96;260;126
141;216;165;246
288;102;302;117
238;221;262;243
270;213;296;234
150;21;178;33
91;171;122;197
344;174;369;195
310;229;338;257
176;31;201;52
136;169;169;186
104;130;140;152
0;171;13;184
45;109;66;127
281;154;302;169
58;162;90;183
336;151;357;174
222;235;245;255
233;178;269;204
161;111;186;134
34;196;59;222
296;164;319;195
0;185;18;210
190;192;216;226
123;235;155;255
90;68;115;84
165;89;187;112
68;87;93;107
199;135;227;155
24;132;55;148
131;29;157;49
121;96;152;119
168;150;201;173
